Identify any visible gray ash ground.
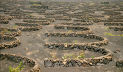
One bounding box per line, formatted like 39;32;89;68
0;59;32;72
0;1;123;72
1;20;123;72
47;49;103;59
47;36;98;43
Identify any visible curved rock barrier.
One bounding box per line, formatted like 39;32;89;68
61;22;93;26
32;18;55;22
0;20;9;24
0;28;21;37
104;22;123;26
16;15;35;19
108;26;123;31
54;25;93;34
23;19;50;25
45;16;71;21
0;35;20;49
44;45;112;67
110;15;123;20
10;15;26;19
93;19;105;23
74;19;90;22
55;17;71;21
105;19;123;22
116;60;123;67
0;53;41;72
0;15;13;20
22;18;55;22
103;11;121;16
15;23;42;31
54;25;90;31
45;33;108;46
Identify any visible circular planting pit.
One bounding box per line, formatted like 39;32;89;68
103;11;121;16
46;16;71;21
104;22;123;31
45;33;108;46
44;45;112;67
54;25;93;34
22;18;55;22
15;23;42;31
60;22;93;26
0;53;40;72
0;28;21;37
55;17;71;21
46;37;101;44
23;19;50;25
104;22;123;26
0;35;20;49
74;19;90;22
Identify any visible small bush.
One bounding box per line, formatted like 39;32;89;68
9;62;24;72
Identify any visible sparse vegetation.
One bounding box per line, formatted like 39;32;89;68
104;32;123;37
0;0;123;72
9;62;24;72
62;51;85;59
12;25;18;29
50;52;57;59
91;56;95;59
77;51;85;59
1;29;11;34
68;30;73;33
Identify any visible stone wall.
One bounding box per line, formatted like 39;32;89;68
44;45;112;67
109;26;123;31
0;35;21;49
61;22;93;26
54;25;90;31
116;60;123;67
0;20;9;24
104;22;123;26
15;23;42;31
0;28;21;37
23;20;50;25
0;53;41;72
0;15;13;20
19;27;41;31
45;33;108;46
